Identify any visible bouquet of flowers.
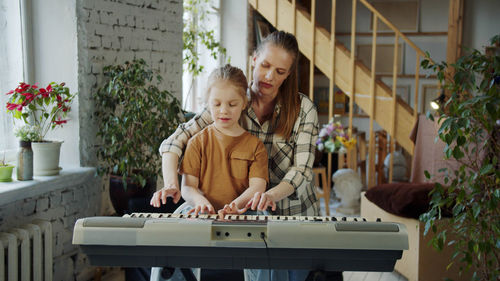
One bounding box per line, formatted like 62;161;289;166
316;119;356;153
6;82;75;142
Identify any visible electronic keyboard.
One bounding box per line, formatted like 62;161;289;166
73;213;408;271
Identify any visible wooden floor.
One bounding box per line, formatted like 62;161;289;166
343;271;408;281
323;197;408;281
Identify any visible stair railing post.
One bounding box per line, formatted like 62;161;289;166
413;53;421;118
389;33;399;183
309;0;317;101
327;0;337;193
274;0;278;27
347;0;357;170
367;14;378;188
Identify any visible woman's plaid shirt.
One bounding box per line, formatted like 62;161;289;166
160;93;320;216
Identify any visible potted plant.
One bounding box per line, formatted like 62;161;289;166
0;152;15;182
94;59;184;215
6;82;76;176
420;35;499;280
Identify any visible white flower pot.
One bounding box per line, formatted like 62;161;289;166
32;141;63;176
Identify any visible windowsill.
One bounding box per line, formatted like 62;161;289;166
0;166;97;206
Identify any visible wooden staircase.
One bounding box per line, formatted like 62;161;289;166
249;0;432;188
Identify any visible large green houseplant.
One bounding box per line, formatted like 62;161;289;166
94;59;184;215
420;37;499;280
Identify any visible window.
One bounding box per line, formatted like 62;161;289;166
182;0;223;113
0;0;24;162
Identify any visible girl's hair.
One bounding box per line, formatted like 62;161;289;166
206;64;248;107
255;30;300;140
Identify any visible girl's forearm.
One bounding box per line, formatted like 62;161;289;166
181;185;209;206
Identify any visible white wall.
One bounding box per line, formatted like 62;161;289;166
32;0;80;168
221;0;248;76
463;0;500;51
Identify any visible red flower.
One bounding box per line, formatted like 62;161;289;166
52;119;67;125
56;95;62;101
6;90;14;95
19;82;30;91
21;92;35;101
46;84;52;92
6;103;22;111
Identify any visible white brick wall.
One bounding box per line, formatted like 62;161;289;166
0;169;100;281
77;0;183;166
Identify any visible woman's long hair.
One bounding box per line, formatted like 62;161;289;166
256;30;300;140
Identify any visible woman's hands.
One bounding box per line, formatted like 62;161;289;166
151;152;182;207
150;186;181;208
246;191;277;211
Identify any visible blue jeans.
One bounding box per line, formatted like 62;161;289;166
246;269;310;281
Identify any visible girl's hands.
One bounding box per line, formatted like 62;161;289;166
247;191;277;211
187;203;215;215
217;202;248;218
150;186;181;208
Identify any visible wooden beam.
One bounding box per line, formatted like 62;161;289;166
446;0;464;65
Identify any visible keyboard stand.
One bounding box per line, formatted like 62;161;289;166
151;267;198;281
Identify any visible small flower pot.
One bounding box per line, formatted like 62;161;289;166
0;164;15;182
32;141;63;176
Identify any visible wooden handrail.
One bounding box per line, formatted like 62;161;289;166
359;0;434;64
249;0;439;190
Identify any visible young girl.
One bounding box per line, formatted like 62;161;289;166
150;64;269;216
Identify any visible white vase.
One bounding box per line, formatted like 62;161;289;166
32;141;63;176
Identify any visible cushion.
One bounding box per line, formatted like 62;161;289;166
364;182;436;219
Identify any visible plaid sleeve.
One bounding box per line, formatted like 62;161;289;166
281;97;319;191
159;109;213;157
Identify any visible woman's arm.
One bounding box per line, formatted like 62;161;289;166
278;97;318;195
157;109;212;192
232;177;267;209
159;109;213;157
250;96;319;211
249;181;294;211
